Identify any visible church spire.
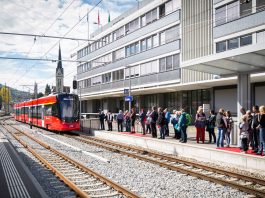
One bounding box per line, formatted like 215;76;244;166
57;44;62;69
55;44;64;93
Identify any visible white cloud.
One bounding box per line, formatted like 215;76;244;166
0;0;138;93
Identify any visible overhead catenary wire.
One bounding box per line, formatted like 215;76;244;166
0;56;90;63
10;0;104;87
0;32;96;42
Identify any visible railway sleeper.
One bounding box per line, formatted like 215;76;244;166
77;182;103;188
90;192;120;198
63;172;84;177
83;186;111;193
73;178;97;183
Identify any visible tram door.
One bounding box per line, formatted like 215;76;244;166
41;105;45;128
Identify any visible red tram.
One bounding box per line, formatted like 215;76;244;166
14;93;80;131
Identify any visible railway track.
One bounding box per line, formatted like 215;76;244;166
65;134;265;198
0;122;141;198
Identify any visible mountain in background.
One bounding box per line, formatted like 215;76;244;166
0;83;31;103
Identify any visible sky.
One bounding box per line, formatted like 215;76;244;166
0;0;140;93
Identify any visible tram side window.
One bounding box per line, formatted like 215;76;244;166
52;104;59;117
44;105;52;116
37;106;42;119
32;106;37;118
25;107;29;115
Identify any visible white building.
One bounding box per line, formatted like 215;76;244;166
76;0;265;116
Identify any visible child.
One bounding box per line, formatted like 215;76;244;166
239;115;249;153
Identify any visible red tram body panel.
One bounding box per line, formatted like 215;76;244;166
14;93;80;132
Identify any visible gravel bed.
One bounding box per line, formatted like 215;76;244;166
13;123;253;198
0;126;76;198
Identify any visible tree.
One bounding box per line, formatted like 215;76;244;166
45;84;51;96
0;87;12;110
37;92;44;98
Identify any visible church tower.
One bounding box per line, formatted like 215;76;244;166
56;44;64;93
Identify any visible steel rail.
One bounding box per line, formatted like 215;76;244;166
70;135;265;198
2;123;141;198
1;123;90;198
85;135;265;186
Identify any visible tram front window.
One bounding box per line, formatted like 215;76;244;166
58;94;79;122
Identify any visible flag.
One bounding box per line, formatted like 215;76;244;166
98;10;100;25
108;12;110;23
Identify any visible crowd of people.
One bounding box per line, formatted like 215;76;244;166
98;105;265;155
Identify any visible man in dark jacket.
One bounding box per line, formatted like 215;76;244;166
150;106;158;138
157;107;166;139
99;111;105;130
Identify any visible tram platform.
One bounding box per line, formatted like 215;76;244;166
0;132;48;198
88;126;265;172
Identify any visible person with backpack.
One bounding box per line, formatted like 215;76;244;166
178;108;187;143
206;110;216;144
157;107;166;139
171;110;181;139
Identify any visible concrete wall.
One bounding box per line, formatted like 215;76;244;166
214;88;237;114
255;85;265;106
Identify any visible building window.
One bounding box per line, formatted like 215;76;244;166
216;41;227;53
142;8;157;27
257;0;265;12
112;69;124;81
141;15;146;27
125;66;140;78
153;34;159;47
159;54;180;72
141;39;146;51
159;4;165;18
166;56;173;70
165;25;179;43
140;60;158;76
146;37;152;50
165;0;173;15
240;34;252;46
228;38;239;49
126;42;139;57
215;5;226;26
114;48;125;61
257;30;265;43
102;73;111;84
227;1;240;22
159;57;166;72
160;31;166;45
240;0;252;17
125;18;139;35
92;76;101;85
173;54;180;69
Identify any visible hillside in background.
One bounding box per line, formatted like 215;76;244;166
0;84;30;103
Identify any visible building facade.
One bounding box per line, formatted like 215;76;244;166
76;0;265;116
